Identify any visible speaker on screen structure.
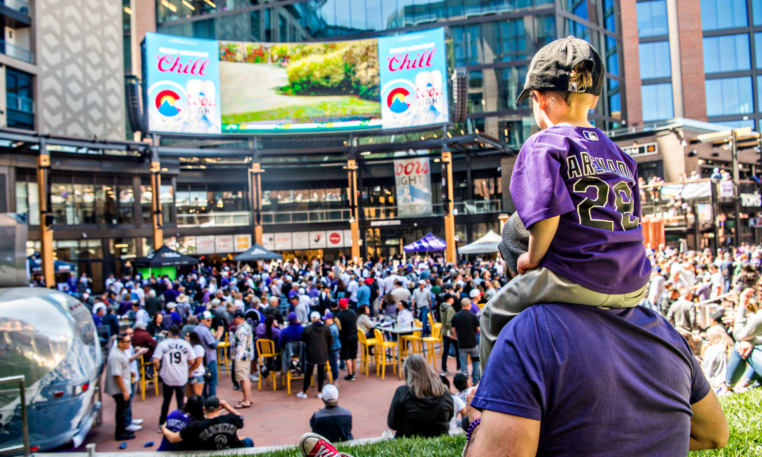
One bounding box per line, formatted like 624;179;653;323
125;75;147;135
451;68;468;125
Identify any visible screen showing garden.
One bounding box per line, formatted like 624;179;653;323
143;28;448;135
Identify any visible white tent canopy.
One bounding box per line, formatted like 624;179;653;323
457;230;502;254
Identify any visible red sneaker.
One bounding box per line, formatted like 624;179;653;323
298;432;353;457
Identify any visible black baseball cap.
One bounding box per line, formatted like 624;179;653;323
233;309;244;318
204;396;221;410
516;36;605;104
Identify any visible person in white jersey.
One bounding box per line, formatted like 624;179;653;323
153;324;200;433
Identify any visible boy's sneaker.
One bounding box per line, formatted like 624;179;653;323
298;432;353;457
296;392;308;399
125;424;142;432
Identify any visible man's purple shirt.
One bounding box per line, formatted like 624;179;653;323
510;125;650;294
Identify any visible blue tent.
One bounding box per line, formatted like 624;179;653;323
403;233;446;252
27;253;76;274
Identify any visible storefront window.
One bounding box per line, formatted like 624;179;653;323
161;184;174;223
51;182;74;224
74;184;96;224
96;183;118;225
118;181;135;224
111;238;137;259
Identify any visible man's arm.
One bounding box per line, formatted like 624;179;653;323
162;426;183;444
689;390;728;451
464;409;540;457
517;216;560;274
113;374;130;401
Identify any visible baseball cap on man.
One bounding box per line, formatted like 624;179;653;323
201;310;213;320
233;309;244;318
515;36;605;104
322;384;339;402
204;396;221;410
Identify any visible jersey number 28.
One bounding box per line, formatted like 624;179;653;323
573;177;639;231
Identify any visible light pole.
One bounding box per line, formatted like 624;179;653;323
731;130;742;247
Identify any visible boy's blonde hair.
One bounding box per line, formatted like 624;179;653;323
540;61;596;108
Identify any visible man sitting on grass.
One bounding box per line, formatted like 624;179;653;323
161;396;254;450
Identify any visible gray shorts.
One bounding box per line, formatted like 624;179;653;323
189;375;205;385
480;267;647;372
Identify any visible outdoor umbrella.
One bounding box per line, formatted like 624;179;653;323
27;254;76;274
133;245;199;268
403;233;446;252
234;243;283;261
457;230;502;254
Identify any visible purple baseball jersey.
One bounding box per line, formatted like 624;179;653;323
510;125;651;295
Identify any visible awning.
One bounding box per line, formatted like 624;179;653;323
27;254;76;274
403;233;446;252
457;230;502;254
133;245;199;268
234;243;283;261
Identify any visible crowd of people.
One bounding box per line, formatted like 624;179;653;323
87;237;762;450
96;253;506;449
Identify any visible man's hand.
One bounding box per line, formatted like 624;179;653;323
517;253;537;275
737;341;754;358
123;391;130;402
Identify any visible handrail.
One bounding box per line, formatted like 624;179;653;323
0;375;29;457
695;291;736;308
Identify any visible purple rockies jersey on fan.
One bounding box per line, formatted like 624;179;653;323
510;125;651;295
158;410;191;451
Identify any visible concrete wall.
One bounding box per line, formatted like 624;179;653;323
620;0;642;127
36;0;125;139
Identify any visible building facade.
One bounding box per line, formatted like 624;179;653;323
622;0;762;131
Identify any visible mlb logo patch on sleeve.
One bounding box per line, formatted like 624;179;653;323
583;131;599;141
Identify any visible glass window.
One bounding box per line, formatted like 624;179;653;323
365;0;385;30
606;36;619;76
701;0;748;31
637;0;668;37
6;68;34;131
755;33;762;68
703;34;751;73
140;183;152;223
118;182;134;224
251;10;262;41
758;75;762;112
639;41;671;79
641;83;674;121
15;180;28;221
497;66;529;110
161;184;174;223
609;92;621;120
452;25;480;67
705;77;753;116
603;0;616;33
755;0;762;25
51;181;74;225
568;0;588;20
74;183;96;224
565;19;590;42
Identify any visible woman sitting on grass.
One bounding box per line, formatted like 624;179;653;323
387;354;453;438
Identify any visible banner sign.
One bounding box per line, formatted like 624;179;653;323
309;231;327;249
215;235;234;253
378;28;448;130
394;157;432;217
292;231;310;250
234;234;251;252
144;29;447;135
144;33;222;134
274;233;292;250
327;230;344;248
262;233;275;250
196;236;215;254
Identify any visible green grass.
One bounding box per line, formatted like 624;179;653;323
691;388;762;456
221;97;381;124
242;390;762;457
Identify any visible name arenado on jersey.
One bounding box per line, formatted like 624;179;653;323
566;151;634;181
199;423;240;440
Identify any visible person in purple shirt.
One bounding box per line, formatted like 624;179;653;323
480;37;650;367
163;283;180;305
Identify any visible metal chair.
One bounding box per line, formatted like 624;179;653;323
256;339;279;391
281;341;306;395
139;354;159;400
422;323;443;369
216;332;231;378
373;328;397;380
427;312;440;355
400;319;422;358
357;329;378;377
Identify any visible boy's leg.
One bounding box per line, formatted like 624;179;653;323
480;268;647;372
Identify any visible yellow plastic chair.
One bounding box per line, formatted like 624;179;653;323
256;339;279;391
427;313;440;356
400;319;422;358
358;329;378;377
139;354;159;400
422;323;443;370
217;332;231;377
373;328;397;380
310;362;333;386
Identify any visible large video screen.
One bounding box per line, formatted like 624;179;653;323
143;29;448;135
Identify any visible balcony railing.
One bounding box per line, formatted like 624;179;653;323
0;40;33;63
262;209;352;224
177;211;250;227
7;93;33;113
365;199;502;219
2;0;31;15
